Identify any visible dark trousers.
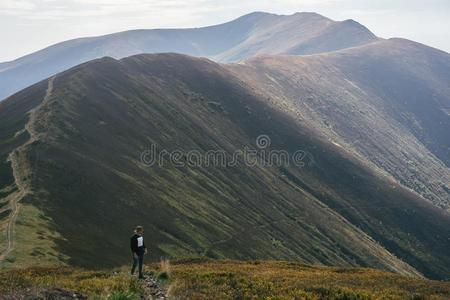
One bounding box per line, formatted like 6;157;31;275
131;252;144;278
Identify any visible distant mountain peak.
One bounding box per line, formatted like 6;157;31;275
0;11;378;100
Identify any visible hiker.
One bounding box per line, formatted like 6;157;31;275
130;225;148;279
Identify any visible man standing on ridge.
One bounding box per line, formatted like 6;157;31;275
130;225;147;279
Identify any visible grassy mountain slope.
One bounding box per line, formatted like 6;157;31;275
230;38;450;212
1;54;450;279
0;12;378;100
3;260;450;299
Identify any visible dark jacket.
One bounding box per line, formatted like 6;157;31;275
130;234;146;255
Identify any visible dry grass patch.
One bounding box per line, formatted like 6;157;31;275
167;260;450;299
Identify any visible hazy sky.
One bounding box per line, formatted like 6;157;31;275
1;0;449;62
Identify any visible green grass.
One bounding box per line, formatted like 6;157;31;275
106;291;139;300
0;204;69;269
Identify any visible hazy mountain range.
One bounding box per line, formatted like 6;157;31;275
0;12;450;280
0;12;377;101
